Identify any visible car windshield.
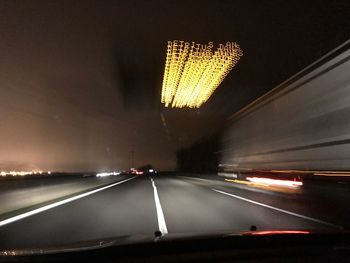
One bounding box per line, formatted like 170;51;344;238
0;0;349;250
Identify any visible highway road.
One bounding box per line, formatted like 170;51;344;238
0;174;348;249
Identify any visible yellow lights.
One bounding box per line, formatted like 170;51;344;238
161;40;243;108
0;170;46;177
246;177;303;188
314;172;350;177
225;178;252;185
224;177;303;194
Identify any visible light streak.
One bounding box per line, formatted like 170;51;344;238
225;178;301;194
314;173;350;177
161;40;243;108
270;170;350;176
246;177;303;188
225;178;252;185
247;230;310;235
96;171;120;177
0;170;45;177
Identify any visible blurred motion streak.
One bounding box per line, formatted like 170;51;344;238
161;40;243;108
96;172;120;177
225;178;259;185
220;42;350;172
225;178;302;194
314;172;350;177
1;170;44;177
246;177;303;187
271;170;350;177
247;230;310;235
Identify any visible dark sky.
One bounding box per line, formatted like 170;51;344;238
0;0;349;171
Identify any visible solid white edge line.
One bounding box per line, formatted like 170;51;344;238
212;189;343;229
150;177;168;234
0;176;137;227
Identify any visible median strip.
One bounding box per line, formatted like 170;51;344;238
0;176;137;227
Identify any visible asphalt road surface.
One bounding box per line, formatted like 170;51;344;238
0;174;348;249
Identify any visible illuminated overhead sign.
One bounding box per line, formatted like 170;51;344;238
161;40;243;108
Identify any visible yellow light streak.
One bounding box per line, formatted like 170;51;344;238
246;177;303;188
314;173;350;177
225;178;252;185
224;178;302;194
161;40;243;108
0;170;45;177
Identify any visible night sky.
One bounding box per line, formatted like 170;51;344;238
0;0;349;172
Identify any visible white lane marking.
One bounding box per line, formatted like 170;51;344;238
150;177;168;234
0;176;137;227
212;189;342;229
177;176;213;182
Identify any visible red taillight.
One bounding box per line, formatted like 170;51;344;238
248;230;310;235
